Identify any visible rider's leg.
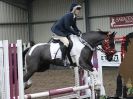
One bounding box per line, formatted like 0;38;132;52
60;44;68;60
59;37;69;66
53;34;69;66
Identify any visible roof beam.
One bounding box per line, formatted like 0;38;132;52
0;0;28;10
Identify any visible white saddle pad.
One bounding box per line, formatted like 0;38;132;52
50;42;62;59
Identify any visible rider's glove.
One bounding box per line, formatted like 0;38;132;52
77;33;80;37
77;30;82;36
78;30;82;34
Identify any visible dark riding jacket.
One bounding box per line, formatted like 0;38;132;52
51;13;80;37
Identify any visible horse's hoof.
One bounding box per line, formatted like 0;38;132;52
24;83;32;90
24;80;32;90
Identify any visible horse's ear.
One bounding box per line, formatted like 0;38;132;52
115;32;117;36
29;41;35;46
111;31;117;37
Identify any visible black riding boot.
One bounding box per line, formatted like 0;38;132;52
61;45;68;66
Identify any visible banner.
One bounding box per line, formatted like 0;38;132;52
110;15;133;28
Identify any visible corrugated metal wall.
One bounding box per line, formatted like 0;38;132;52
0;1;29;43
89;0;133;17
90;17;133;36
32;0;85;43
89;0;133;36
0;25;28;42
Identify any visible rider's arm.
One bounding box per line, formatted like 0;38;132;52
72;18;80;32
64;14;77;35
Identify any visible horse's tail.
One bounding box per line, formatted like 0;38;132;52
22;48;30;73
22;41;35;66
23;48;30;64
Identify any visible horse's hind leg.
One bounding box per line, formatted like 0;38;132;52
24;63;38;82
23;62;38;89
24;71;33;89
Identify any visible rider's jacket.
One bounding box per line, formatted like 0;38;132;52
51;13;80;37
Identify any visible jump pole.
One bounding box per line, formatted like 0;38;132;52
74;66;93;99
17;40;25;99
24;85;91;99
0;40;25;99
0;41;8;99
3;40;10;99
0;41;4;99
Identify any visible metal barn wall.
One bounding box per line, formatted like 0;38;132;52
0;1;29;43
88;0;133;36
90;17;133;36
0;25;28;42
32;0;86;43
89;0;133;17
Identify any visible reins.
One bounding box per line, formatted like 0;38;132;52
79;33;116;56
79;34;96;51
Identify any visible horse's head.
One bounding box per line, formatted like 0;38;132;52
80;30;116;61
102;31;116;61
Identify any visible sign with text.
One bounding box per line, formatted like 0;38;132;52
110;15;133;28
97;51;121;67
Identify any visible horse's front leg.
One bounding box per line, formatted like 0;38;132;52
79;57;93;71
78;47;94;71
77;51;101;89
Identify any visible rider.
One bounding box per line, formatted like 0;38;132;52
51;2;81;66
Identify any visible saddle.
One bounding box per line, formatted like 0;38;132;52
51;37;75;66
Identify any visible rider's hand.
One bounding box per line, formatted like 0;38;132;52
77;30;82;36
78;30;82;34
77;33;80;37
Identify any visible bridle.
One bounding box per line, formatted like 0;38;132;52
79;34;116;55
100;34;116;55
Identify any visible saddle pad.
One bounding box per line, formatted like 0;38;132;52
50;42;62;59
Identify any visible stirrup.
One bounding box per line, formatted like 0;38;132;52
63;59;68;66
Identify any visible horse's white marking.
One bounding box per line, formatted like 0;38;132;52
70;35;84;56
70;35;85;66
50;43;61;59
28;43;47;56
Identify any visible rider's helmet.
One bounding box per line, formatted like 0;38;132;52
70;2;81;13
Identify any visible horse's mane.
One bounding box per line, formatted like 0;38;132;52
82;31;109;41
125;32;133;51
85;31;108;35
98;31;108;35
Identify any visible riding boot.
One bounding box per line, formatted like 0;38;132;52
67;46;76;66
61;45;68;66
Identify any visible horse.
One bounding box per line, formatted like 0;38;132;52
23;31;116;89
116;32;133;98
